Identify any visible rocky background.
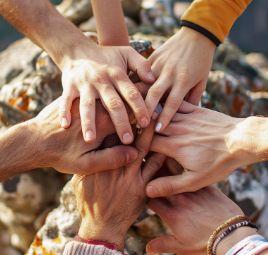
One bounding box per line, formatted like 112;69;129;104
1;0;268;255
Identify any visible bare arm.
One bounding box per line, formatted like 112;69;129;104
0;99;138;182
0;122;39;181
92;0;129;46
0;0;94;68
0;0;153;145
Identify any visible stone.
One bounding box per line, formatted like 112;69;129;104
0;38;41;86
1;3;268;254
57;0;92;25
80;16;138;35
56;0;142;25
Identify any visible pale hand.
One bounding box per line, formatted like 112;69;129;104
148;101;267;197
146;27;216;132
59;43;155;144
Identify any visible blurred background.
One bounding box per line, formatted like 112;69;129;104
1;0;268;54
1;1;268;255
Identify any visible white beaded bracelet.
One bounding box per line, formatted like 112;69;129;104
226;235;268;255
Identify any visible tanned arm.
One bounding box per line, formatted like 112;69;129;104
0;0;153;145
91;0;129;46
0;0;94;68
0;122;39;181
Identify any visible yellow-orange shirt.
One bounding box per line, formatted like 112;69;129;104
181;0;253;45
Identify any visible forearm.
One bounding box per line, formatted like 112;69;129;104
0;121;40;181
226;116;268;169
91;0;129;46
0;0;95;68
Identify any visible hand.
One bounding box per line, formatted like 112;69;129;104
147;101;266;197
146;27;216;132
28;97;138;174
59;43;155;144
72;123;165;250
147;187;256;255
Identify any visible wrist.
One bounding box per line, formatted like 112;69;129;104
217;227;257;255
227;117;268;167
78;218;126;251
35;5;97;69
54;37;98;70
180;26;217;52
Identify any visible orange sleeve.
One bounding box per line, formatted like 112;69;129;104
181;0;252;45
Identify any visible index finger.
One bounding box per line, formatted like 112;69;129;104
155;86;187;132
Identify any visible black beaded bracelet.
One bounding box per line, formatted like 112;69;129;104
212;220;258;255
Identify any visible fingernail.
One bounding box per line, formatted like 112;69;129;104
61;117;69;128
146;185;156;197
122;132;133;144
140;116;149;128
155;122;162;132
148;72;155;81
85;130;94;142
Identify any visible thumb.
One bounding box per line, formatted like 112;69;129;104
146;235;178;254
146;171;201;198
127;48;155;84
83;146;138;173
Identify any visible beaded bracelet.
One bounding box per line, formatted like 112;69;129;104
212;220;258;255
207;215;248;255
226;234;268;255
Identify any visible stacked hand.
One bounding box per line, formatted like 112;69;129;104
147;101;267;197
146;27;216;132
59;44;155;144
147;187;256;255
72;122;165;250
28;97;138;174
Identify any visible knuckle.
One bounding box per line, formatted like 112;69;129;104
149;85;163;99
80;98;94;108
110;68;124;80
167;96;180;108
126;88;140;100
108;98;124;111
137;146;147;158
166;67;176;77
177;72;190;85
90;73;107;85
142;59;151;69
